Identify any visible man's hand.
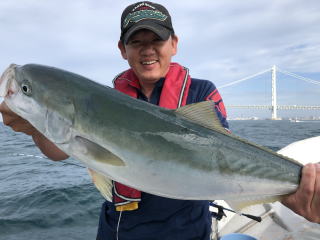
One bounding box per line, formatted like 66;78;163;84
282;163;320;223
0;101;37;135
0;101;69;161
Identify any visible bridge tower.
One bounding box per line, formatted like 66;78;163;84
271;65;278;120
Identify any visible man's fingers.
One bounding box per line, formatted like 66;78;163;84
298;164;317;206
4;116;36;135
2;112;24;127
281;164;317;220
299;164;317;218
0;101;14;114
0;101;19;126
293;164;318;222
0;101;37;135
310;164;320;221
11;121;36;135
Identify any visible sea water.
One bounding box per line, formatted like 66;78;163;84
1;120;320;240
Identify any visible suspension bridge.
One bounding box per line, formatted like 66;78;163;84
218;66;320;120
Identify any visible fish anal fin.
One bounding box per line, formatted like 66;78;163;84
74;136;125;166
174;101;228;134
88;168;113;201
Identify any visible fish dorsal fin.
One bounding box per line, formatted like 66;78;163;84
88;168;113;202
175;100;228;134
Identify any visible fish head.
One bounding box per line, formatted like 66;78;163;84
0;64;38;120
0;64;75;144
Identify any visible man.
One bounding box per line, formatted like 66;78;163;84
0;1;319;240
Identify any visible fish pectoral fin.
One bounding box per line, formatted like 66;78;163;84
174;100;228;134
226;195;284;211
74;136;125;166
88;168;113;201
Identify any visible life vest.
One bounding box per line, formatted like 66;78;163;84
112;62;191;211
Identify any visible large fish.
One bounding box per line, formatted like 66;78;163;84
0;63;303;207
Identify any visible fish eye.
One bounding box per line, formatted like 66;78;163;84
21;80;32;95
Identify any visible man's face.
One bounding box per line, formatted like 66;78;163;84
119;30;178;85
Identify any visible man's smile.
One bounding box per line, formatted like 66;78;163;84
141;60;158;65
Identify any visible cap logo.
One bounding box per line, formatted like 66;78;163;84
132;2;155;12
123;9;168;28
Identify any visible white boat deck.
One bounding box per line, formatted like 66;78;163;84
212;201;320;240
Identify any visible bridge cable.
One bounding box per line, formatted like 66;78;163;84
277;68;320;86
218;68;272;89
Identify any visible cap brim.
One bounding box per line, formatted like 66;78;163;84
123;21;171;44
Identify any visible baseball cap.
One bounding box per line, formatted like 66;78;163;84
120;1;174;44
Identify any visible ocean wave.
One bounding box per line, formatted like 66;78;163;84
0;183;104;234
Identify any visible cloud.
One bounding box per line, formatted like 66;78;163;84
0;0;319;90
173;0;320;83
0;0;129;84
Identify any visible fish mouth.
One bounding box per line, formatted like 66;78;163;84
0;64;19;98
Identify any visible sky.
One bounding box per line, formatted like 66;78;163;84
1;0;320;119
